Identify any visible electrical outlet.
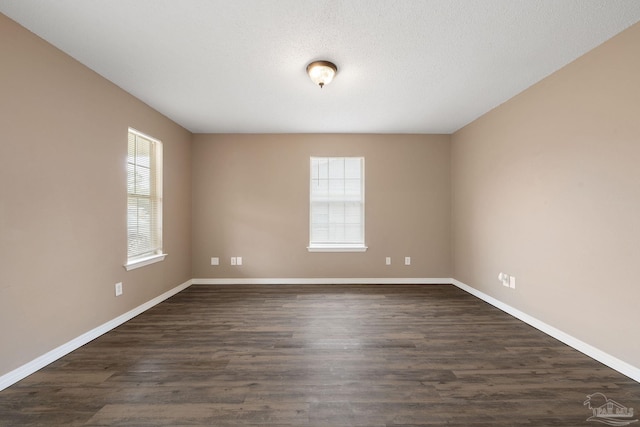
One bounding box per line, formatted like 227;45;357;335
211;257;219;266
231;257;237;266
404;257;411;266
236;256;242;266
498;273;515;289
115;282;123;297
385;257;391;265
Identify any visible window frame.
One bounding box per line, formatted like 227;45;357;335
124;128;166;271
308;156;367;252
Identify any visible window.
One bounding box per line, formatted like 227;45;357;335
125;128;165;270
309;157;366;252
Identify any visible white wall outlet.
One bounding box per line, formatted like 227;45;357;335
115;282;123;297
404;257;411;266
498;273;515;288
385;257;391;265
230;257;237;266
211;257;219;266
236;256;242;266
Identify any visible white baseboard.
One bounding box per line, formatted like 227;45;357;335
192;277;452;285
0;279;192;392
451;279;640;383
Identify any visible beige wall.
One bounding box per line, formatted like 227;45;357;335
0;14;192;376
451;23;640;368
192;134;451;279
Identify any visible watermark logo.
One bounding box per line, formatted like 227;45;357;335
584;392;638;426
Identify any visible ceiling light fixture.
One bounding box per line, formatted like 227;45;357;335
306;60;337;89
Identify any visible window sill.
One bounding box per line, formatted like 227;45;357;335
307;244;368;253
124;253;167;271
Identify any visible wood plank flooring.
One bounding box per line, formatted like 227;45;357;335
1;284;638;426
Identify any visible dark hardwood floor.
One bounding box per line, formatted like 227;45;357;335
1;284;638;426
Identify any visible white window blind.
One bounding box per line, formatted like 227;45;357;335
127;129;163;265
309;157;366;252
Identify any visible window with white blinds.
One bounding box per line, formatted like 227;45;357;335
309;157;367;252
126;129;164;270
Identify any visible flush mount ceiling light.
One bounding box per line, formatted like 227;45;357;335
306;60;337;89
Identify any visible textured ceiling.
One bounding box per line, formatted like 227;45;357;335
2;0;640;134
